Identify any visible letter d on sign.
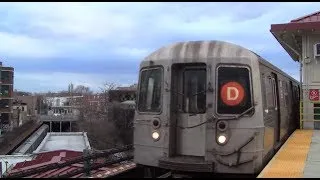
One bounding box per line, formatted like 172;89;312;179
227;87;239;101
221;82;245;106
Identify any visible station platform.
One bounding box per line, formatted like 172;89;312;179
258;129;320;178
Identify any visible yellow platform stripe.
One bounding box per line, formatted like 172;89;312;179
258;130;313;178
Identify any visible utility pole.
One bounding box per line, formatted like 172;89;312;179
0;161;2;178
83;148;91;177
5;161;8;174
17;106;20;127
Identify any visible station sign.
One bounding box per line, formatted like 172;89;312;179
309;89;319;101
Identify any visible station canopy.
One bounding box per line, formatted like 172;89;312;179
271;11;320;62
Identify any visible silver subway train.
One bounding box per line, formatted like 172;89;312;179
133;40;300;175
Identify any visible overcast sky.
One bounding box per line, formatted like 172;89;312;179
1;2;319;92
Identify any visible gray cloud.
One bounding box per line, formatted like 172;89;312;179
1;2;318;91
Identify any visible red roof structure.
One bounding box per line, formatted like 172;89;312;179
6;150;136;178
291;11;320;23
270;11;320;61
11;150;81;171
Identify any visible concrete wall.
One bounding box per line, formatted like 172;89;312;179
47;108;80;116
33;132;91;153
12;124;49;155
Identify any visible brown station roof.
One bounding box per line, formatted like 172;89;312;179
271;11;320;61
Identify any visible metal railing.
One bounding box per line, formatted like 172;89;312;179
39;114;79;122
299;100;320;129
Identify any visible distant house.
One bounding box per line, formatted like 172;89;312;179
14;96;38;116
12;101;29;127
109;86;137;103
120;100;136;110
83;94;105;112
44;96;83;116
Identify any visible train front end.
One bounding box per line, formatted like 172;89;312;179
133;41;265;174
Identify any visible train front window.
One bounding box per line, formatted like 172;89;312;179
217;65;252;115
138;67;163;112
183;68;206;114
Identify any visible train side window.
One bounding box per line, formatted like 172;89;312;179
284;81;289;108
183;68;206;113
217;65;253;115
287;82;292;106
298;85;301;101
291;83;295;103
295;86;298;102
314;103;320;121
138;67;163;112
265;76;274;108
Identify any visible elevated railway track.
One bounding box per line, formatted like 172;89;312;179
0;120;43;155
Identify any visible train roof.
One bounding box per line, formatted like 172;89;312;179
144;40;256;61
143;40;299;84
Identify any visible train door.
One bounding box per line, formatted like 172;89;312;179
289;81;294;129
290;81;298;130
172;63;207;157
270;73;281;148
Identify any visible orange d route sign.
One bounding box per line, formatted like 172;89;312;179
220;81;245;106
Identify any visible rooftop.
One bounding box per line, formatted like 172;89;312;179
120;100;136;109
0;155;34;175
8;150;82;176
33;132;91;154
291;11;320;23
270;10;320;61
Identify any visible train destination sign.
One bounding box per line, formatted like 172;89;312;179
220;81;245;106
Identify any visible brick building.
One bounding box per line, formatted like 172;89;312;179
0;62;14;134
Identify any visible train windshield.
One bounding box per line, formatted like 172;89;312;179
183;68;206;113
138;67;163;112
217;65;252;115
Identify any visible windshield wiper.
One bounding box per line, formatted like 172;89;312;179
165;88;185;96
191;82;214;96
191;90;206;96
218;104;256;121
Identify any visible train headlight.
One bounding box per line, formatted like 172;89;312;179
152;131;160;141
217;134;227;145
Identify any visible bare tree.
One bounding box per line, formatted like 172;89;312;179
74;82;137;149
72;82;120;149
74;85;92;95
112;102;134;145
13;90;32;96
99;82;117;122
